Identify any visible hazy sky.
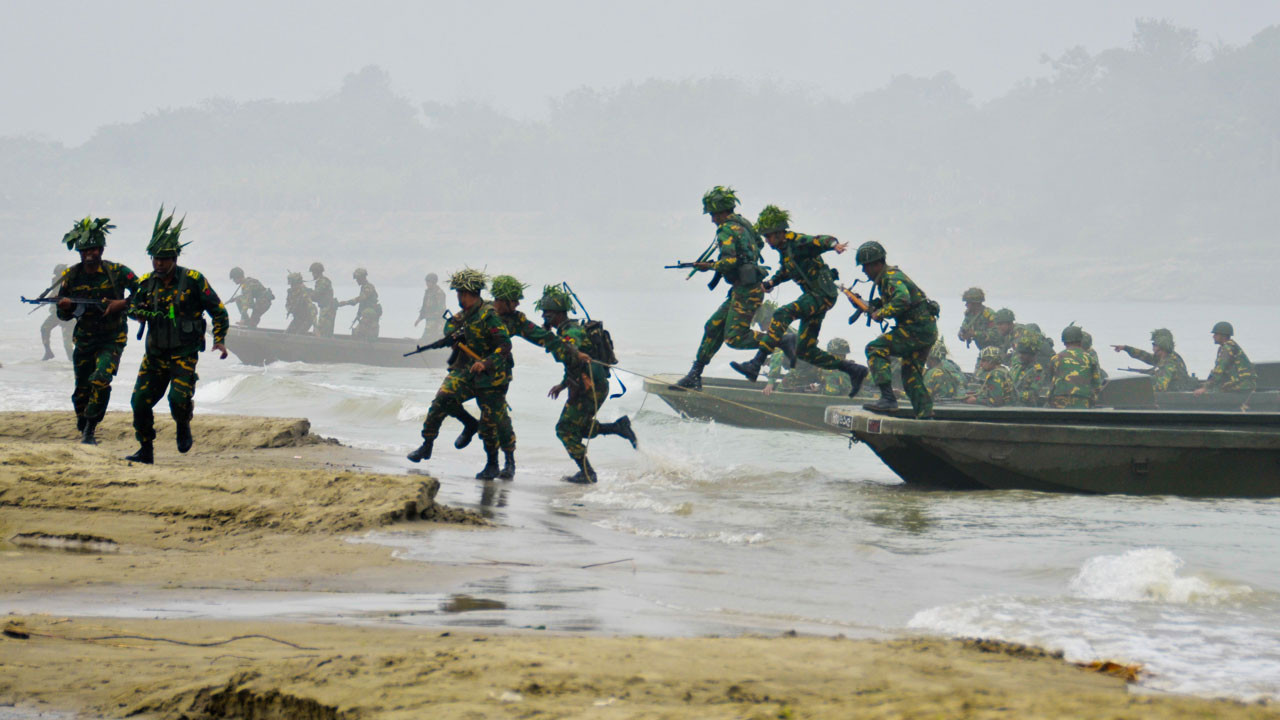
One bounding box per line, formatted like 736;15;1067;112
3;0;1277;145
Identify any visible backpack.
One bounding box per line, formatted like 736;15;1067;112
582;319;618;365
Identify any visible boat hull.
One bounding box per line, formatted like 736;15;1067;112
642;374;850;432
227;327;447;368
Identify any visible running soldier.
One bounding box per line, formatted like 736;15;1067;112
40;263;75;361
228;267;273;328
338;268;382;340
1046;325;1103;409
1193;322;1257;395
284;272;316;335
858;241;939;418
309;262;337;337
1111;329;1195;392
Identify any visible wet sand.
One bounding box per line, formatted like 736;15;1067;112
1;411;1273;719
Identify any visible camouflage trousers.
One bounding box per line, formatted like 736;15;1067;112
236;298;271;329
41;309;74;359
695;284;766;364
866;321;938;418
352;310;380;341
315;305;336;337
1047;394;1093;410
285;312;314;335
557;379;610;462
764;293;840;370
421;371;513;452
72;340;124;422
131;352;199;442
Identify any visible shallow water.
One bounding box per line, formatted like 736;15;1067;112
2;289;1279;701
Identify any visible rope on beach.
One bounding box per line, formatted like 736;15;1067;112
4;625;318;651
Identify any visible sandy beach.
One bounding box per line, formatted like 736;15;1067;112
1;411;1274;719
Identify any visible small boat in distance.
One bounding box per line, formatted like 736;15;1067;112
226;326;447;369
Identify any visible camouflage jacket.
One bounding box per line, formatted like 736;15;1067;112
924;358;967;400
991;324;1020;362
444;301;512;389
766;232;839;301
957;306;997;349
344;281;381;317
499;309;565;357
1121;346;1194;392
128;267;229;356
1205;340;1256;392
57;260;139;344
1011;358;1049;407
285;284;314;320
820;366;852;396
710;213;766;287
234;277;272;310
419;284;446;322
554;320;609;391
872;266;935;329
1047;347;1103;408
973;366;1014;407
311;275;335;309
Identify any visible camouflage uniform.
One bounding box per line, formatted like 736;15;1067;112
1205;339;1256;393
693;212;768;364
57;261;140;423
973;365;1015;407
768;351;822;392
341;275;382;340
419;302;513;451
552;319;614;463
41;265;75;361
1120;346;1194;392
311;270;337;337
958;306;997;350
759;232;842;370
924;358;967;400
1047;347;1103;409
128;267;230;442
232;275;273;328
818;340;854;396
492;307;570;453
284;275;316;335
418;279;447;342
865;266;938;418
1011;354;1049;407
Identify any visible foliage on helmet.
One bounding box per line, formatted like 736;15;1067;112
755;204;790;234
62;216;114;251
854;240;886;265
490;274;527;301
1151;328;1175;352
287;272;303;284
994;308;1015;324
979;346;1003;361
534;284;574;313
1061;323;1084;344
309;261;324;274
1212;321;1234;337
961;287;985;302
826;337;850;355
146;206;188;258
753;299;778;327
1014;336;1039;354
448;267;486;293
929;337;949;361
701;185;739;214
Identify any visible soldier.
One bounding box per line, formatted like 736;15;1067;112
1010;336;1049;407
227;267;273;328
55;217;140;444
309;262;337;337
990;308;1019;360
819;338;855;396
1080;330;1107;382
923;339;967;401
857;241;939;418
1046;324;1103;409
338;268;382;340
1111;328;1195;392
537;285;638;484
1193;322;1256;395
407;269;513;480
124;208;229;463
728;205;867;396
283;272;316;335
416;272;447;342
674;186;769;390
40;263;75;361
957;287;997;350
964;347;1014;407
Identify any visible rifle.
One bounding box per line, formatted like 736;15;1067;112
404;331;483;364
837;281;886;331
21;295;107;319
667;239;722;290
1119;367;1155;375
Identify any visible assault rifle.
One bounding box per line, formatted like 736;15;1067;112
20;295;107;318
404;332;483;364
666;239;722;290
1119;367;1156;375
837;281;887;332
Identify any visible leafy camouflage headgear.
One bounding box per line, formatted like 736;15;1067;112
448;267;486;293
287;272;303;285
826;338;850;356
1151;328;1175;352
755;205;790;234
1061;323;1084;344
753;299;779;328
229;266;245;281
534;284;574;313
1212;321;1234;337
961;287;985;302
854;241;886;265
490;274;528;302
928;338;949;361
62;216;114;251
979;346;1003;362
309;261;324;274
145;206;188;258
994;308;1015;324
1014;336;1039;354
701;185;739;214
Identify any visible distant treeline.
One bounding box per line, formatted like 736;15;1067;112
3;20;1278;278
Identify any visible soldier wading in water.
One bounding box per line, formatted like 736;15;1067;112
125;207;230;464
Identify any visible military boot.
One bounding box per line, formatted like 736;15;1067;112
125;442;154;465
609;415;638;449
674;360;705;390
863;384;898;414
498;449;516;480
840;360;870;397
778;332;798;369
563;456;597;484
475;447;500;480
175;419;193;454
453;411;479;449
80;419;98;446
76;414;87;433
407;438;434;463
729;349;769;383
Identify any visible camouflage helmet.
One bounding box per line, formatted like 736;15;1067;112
145;206;188;258
1151;328;1175;352
1061;324;1084;344
287;271;304;284
1212;321;1234;337
448;267;485;293
309;261;324;274
1014;336;1039;355
353;267;369;280
854;240;886;265
994;308;1015;324
1081;330;1094;351
979;346;1003;362
753;299;779;328
62;216;114;251
534;284;574;313
961;287;985;302
425;272;438;283
229;266;245;281
755;204;791;235
826;337;851;355
490;274;527;302
701;185;739;214
928;337;949;361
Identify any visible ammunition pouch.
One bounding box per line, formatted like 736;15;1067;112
729;263;770;287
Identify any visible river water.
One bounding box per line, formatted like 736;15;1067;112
2;286;1278;702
